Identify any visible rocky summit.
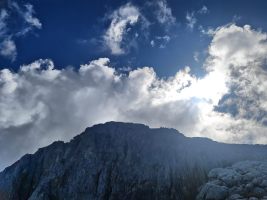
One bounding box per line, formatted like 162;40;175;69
197;161;267;200
1;122;267;200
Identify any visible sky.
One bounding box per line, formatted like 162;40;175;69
1;0;267;170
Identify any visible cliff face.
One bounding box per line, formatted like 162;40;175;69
1;122;267;200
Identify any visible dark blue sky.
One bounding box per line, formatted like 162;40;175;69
1;0;267;77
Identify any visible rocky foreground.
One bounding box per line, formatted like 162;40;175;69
197;161;267;200
1;122;267;200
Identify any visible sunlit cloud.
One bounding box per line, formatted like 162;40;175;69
104;3;140;55
1;24;267;171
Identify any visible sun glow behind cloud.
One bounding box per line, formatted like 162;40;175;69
1;24;267;170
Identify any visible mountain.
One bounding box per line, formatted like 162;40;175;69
1;122;267;200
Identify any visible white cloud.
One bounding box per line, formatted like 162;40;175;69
103;1;175;54
0;9;8;36
198;6;209;14
24;4;42;29
11;2;42;33
193;51;199;62
156;35;170;42
187;6;209;31
207;24;267;122
232;15;241;22
155;0;176;25
104;3;140;55
151;35;171;48
186;12;197;30
0;38;17;61
199;25;215;35
118;66;132;72
1;24;267;170
0;2;42;60
150;40;155;47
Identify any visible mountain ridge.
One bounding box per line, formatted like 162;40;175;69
1;121;267;200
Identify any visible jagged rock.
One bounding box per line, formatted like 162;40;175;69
1;122;267;200
197;183;229;200
208;168;241;187
262;180;267;187
248;197;259;200
197;161;267;200
228;193;243;200
252;187;265;197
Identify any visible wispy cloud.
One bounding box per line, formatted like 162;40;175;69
193;51;199;62
101;1;176;54
186;12;197;30
0;1;42;60
151;35;171;48
11;2;42;35
0;9;8;36
155;0;176;26
198;5;209;15
0;38;16;61
104;3;140;55
186;5;209;31
232;15;241;22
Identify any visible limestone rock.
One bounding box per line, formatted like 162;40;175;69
1;122;267;200
197;161;267;200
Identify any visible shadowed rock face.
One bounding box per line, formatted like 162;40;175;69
1;122;267;200
197;161;267;200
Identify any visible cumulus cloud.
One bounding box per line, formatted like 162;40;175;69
104;3;140;55
209;25;267;121
0;1;41;60
1;24;267;170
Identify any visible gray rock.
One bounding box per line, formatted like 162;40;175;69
229;186;244;196
1;122;267;200
252;187;265;197
197;183;228;200
228;193;243;200
197;161;267;200
246;183;254;192
261;180;267;187
205;185;229;200
248;197;258;200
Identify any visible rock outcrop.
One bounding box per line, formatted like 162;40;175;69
197;161;267;200
1;122;267;200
